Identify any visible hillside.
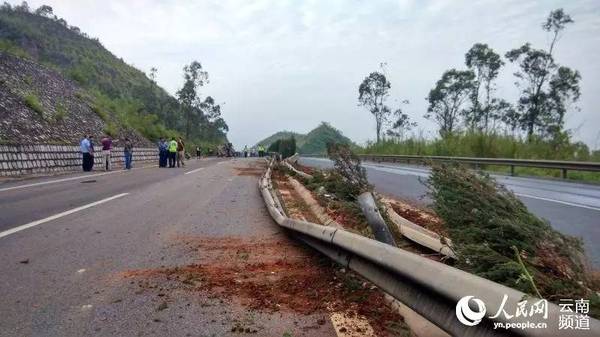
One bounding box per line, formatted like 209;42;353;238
0;3;227;145
0;52;150;145
255;131;306;149
258;122;353;154
300;122;353;154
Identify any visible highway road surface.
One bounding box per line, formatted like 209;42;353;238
299;157;600;268
0;158;361;337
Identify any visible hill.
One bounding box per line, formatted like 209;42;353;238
300;122;353;154
257;122;353;154
0;3;227;145
255;131;306;149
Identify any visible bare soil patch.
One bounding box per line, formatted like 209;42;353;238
119;236;405;336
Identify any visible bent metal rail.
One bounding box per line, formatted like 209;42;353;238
259;158;600;337
303;153;600;179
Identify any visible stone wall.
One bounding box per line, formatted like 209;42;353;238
0;144;158;176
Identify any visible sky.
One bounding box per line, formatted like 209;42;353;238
13;0;600;149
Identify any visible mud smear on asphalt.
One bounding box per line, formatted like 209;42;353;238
119;236;406;336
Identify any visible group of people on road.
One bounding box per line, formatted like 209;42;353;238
243;145;265;158
157;137;186;168
80;135;133;172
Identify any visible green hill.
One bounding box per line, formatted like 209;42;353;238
300;122;353;154
0;3;227;145
257;122;353;155
255;131;306;149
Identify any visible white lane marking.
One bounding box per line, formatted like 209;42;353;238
184;167;205;175
77;269;86;273
0;193;129;239
0;165;157;193
515;193;600;212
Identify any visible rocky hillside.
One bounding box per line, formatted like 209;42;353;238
257;122;354;154
0;52;150;145
0;3;227;146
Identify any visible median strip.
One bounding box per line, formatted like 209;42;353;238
0;193;129;239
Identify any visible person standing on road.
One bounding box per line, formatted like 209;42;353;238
101;134;113;171
168;137;177;168
258;144;265;157
196;146;201;159
176;137;185;168
89;135;95;171
243;145;248;158
158;137;168;168
80;135;92;172
123;137;133;170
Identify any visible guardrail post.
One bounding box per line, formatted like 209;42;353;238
510;165;515;176
562;168;567;179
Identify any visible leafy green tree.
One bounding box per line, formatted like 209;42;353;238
465;43;504;132
425;69;475;136
176;61;208;139
358;71;391;143
505;8;580;139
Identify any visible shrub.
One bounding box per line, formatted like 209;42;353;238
54;101;67;122
427;163;599;316
23;92;44;116
268;137;296;158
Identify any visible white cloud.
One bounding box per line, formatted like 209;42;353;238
12;0;600;148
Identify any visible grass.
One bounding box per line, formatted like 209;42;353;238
22;92;44;116
363;132;600;182
54;101;67;122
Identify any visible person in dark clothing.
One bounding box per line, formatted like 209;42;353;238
89;136;95;171
123;137;133;170
158;137;168;167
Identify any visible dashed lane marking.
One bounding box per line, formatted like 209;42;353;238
184;167;205;175
0;193;129;239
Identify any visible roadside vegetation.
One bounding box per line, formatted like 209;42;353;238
427;163;599;318
356;8;598;180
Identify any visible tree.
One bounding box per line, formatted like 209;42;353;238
425;69;475;136
34;5;53;17
386;102;416;139
465;43;504;132
505;8;579;138
176;61;208;139
358;71;391;143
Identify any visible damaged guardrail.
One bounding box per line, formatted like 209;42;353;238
302;153;600;179
259;158;600;337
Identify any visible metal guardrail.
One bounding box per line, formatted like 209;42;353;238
302;154;600;179
259;158;600;336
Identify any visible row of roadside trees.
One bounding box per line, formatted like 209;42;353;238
359;9;582;148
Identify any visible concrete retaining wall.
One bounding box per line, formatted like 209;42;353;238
0;144;158;176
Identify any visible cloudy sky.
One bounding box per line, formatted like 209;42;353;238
14;0;600;148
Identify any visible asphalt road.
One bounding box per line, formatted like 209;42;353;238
299;157;600;268
0;158;340;337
